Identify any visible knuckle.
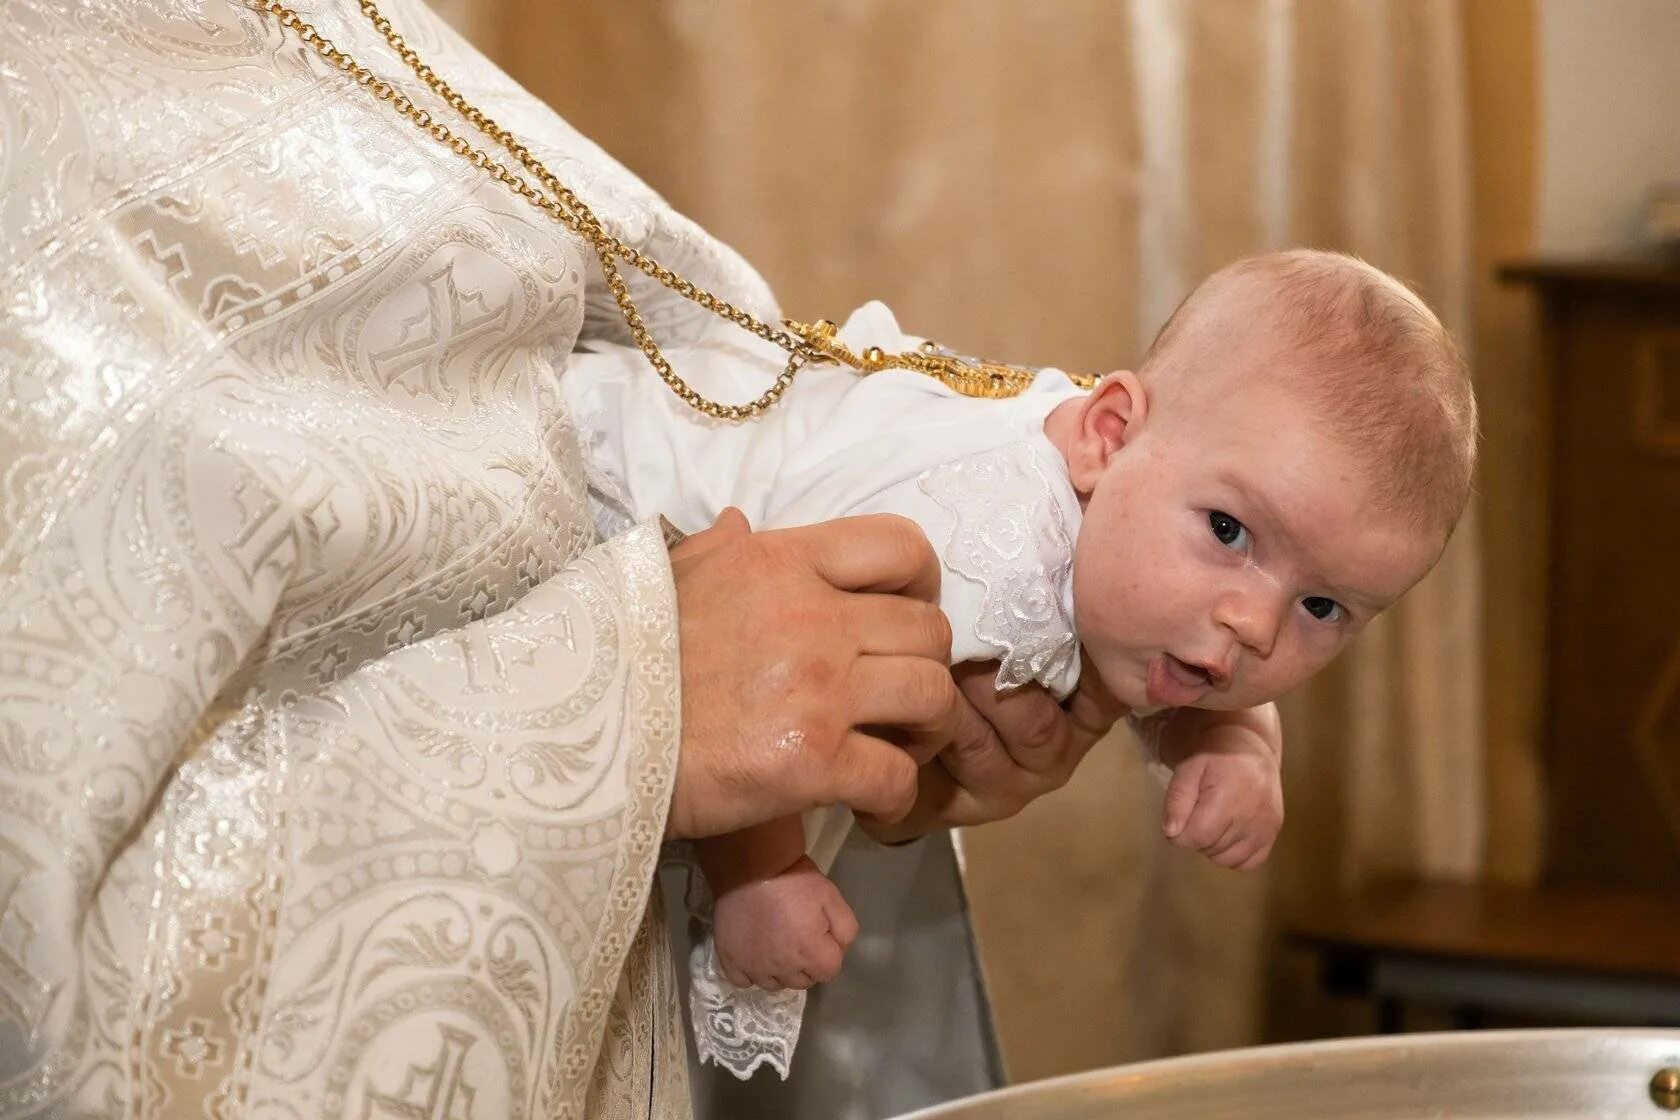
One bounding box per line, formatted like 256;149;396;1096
804;711;846;760
773;713;835;782
923;602;954;657
907;661;958;714
883;753;919;820
856;513;934;585
879;513;933;565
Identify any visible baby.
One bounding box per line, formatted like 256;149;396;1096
562;249;1477;1078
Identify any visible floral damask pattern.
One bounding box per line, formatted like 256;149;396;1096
0;0;776;1114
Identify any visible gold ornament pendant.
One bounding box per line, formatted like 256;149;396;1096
785;319;1096;399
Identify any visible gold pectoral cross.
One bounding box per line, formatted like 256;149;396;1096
784;318;1097;399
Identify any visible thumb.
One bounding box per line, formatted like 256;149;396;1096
670;506;750;567
710;505;751;536
1162;754;1207;838
1065;666;1126;745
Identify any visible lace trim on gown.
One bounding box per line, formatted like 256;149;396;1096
918;441;1078;690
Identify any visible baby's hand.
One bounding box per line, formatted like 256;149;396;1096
712;856;860;991
1160;714;1284;871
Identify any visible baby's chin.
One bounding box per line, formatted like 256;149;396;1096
1120;675;1285;715
1189;688;1285;713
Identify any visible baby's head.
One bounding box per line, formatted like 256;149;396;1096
1061;249;1477;713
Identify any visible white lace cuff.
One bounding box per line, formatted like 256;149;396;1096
689;937;808;1080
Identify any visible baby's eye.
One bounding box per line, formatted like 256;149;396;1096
1208;510;1250;552
1302;596;1342;622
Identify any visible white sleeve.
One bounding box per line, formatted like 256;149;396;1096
559;335;860;534
833;477;997;666
829;440;1082;697
560;299;931;535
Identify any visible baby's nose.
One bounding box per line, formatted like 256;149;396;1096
1215;592;1286;659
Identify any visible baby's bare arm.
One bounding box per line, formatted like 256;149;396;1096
1151;703;1282;769
1154;703;1284;871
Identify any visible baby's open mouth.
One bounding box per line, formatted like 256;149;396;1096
1166;655;1213;686
1147;654;1216;707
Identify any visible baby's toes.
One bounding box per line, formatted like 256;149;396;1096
714;951;751;990
806;936;845;984
825;899;860;950
773;969;816;992
746;967;785;992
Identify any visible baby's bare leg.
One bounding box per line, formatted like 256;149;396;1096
695;816;860;991
694;815;808;895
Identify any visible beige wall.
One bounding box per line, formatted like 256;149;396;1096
1537;0;1680;252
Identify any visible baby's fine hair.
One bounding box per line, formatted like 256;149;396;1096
1140;249;1477;535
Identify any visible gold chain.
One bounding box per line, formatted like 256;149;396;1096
253;0;1095;418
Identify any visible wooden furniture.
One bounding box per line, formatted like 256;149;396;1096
1289;257;1680;1034
1291;879;1680;1031
1501;254;1680;886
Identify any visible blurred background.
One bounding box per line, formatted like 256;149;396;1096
437;0;1680;1087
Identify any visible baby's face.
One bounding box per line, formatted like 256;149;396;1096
1070;373;1444;714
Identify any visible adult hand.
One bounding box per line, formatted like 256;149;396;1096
856;660;1126;843
664;508;962;841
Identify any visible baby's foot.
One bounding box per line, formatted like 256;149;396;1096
712;856;859;991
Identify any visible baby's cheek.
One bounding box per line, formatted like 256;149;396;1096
1241;638;1336;706
1069;565;1107;634
1071;589;1128;659
1294;628;1354;679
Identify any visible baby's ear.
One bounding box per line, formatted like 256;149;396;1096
1067;371;1147;493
